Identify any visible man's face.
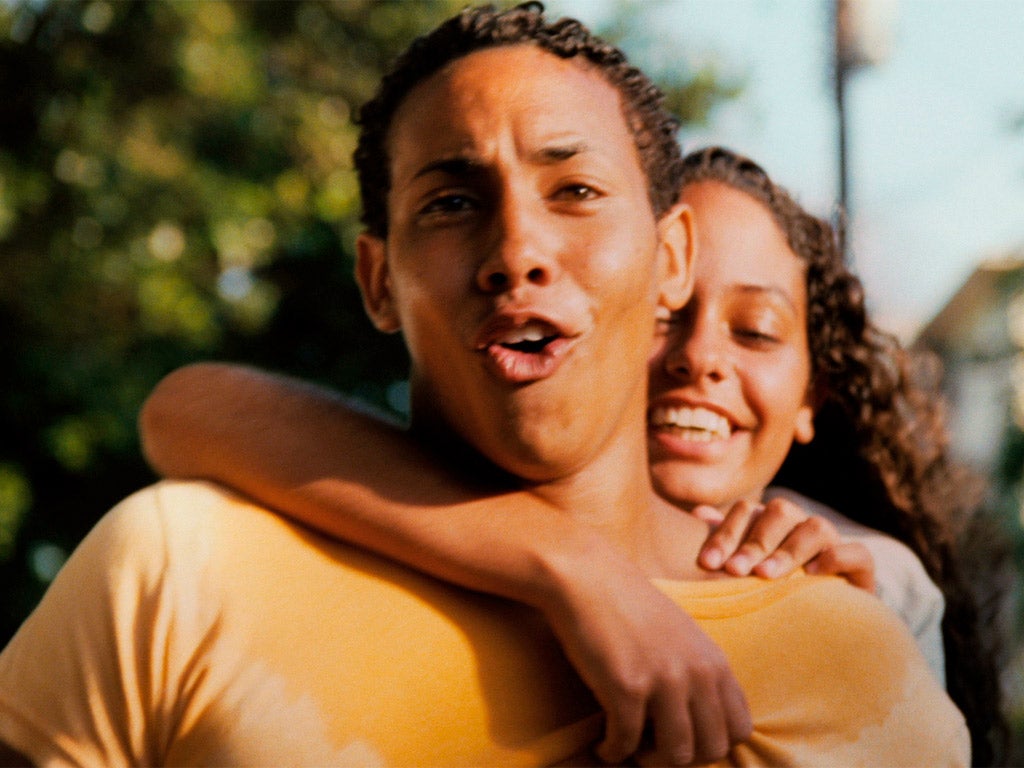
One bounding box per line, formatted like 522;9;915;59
357;45;690;481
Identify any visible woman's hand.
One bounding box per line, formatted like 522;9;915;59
692;498;876;592
539;533;752;766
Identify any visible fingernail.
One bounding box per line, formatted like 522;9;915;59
729;554;751;574
760;557;779;578
703;548;723;568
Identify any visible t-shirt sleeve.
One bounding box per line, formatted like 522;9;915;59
0;486;178;767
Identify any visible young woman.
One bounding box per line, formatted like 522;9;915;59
141;146;1006;763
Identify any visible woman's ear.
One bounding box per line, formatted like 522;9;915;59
794;382;824;445
655;202;695;312
355;233;401;333
794;403;815;445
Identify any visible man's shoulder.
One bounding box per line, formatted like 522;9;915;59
764;487;942;597
104;479;260;531
657;569;882;620
115;478;246;514
78;479;269;567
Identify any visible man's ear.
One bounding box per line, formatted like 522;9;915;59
355;232;401;333
655;202;695;312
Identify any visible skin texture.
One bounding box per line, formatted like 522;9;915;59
135;167;877;764
642;180;864;585
135;138;882;766
356;47;710;576
142;363;759;766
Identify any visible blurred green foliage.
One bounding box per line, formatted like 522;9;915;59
0;0;740;644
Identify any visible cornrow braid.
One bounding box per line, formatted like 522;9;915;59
354;2;683;238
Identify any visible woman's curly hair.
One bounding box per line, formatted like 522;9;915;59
353;2;683;238
680;146;1010;765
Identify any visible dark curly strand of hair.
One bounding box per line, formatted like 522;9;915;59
353;2;683;238
679;146;1010;765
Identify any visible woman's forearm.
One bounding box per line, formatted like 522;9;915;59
139;362;752;762
139;362;606;609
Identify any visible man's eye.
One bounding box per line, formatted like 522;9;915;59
420;194;477;216
552;183;600;202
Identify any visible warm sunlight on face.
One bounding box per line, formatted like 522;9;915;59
357;45;674;482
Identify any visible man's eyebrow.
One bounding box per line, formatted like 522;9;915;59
535;142;587;163
410;143;588;180
412;157;483;180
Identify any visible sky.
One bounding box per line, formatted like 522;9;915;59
555;0;1024;342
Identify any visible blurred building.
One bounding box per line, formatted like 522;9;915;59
916;248;1024;750
915;250;1024;479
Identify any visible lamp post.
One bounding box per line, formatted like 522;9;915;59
832;0;895;254
833;0;852;229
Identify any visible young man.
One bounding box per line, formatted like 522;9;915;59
0;4;967;766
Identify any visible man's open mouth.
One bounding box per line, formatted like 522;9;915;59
496;322;560;354
477;319;574;383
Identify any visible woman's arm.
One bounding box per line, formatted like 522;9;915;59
141;362;571;606
139;362;751;765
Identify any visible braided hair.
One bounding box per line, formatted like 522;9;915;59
353;2;683;238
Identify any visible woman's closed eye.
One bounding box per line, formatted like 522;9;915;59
728;300;794;348
734;327;781;346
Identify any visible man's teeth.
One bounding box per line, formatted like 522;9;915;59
505;326;546;344
499;322;554;347
649;406;731;440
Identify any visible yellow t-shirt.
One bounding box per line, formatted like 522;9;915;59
0;481;969;766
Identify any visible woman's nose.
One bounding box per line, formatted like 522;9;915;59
663;318;727;384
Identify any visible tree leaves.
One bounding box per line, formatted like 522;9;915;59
0;0;739;643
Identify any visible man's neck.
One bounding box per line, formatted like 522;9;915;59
519;431;712;581
408;400;712;580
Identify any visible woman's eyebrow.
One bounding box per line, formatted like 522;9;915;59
733;283;800;313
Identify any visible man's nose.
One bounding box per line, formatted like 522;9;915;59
475;195;558;293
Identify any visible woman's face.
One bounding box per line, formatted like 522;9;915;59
646;180;815;510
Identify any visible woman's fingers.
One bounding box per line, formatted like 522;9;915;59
804;541;877;592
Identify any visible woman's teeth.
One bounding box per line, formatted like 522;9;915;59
649;405;731;440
